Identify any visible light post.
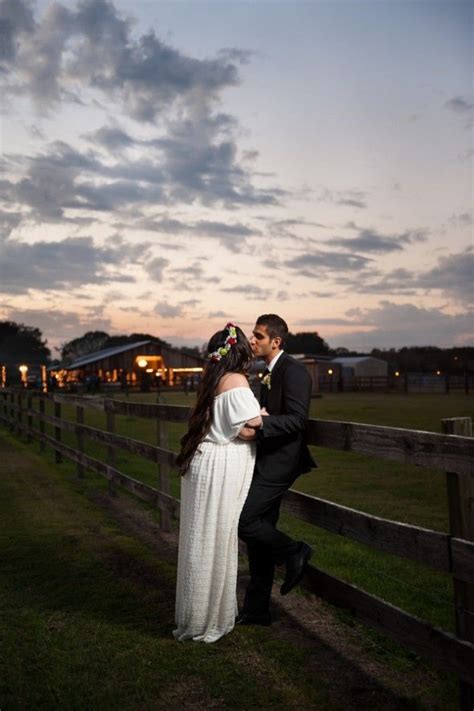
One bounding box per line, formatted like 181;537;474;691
19;364;28;388
137;358;149;392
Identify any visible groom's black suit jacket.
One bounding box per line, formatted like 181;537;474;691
256;352;316;483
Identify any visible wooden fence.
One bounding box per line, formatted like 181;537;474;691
318;373;474;394
1;389;474;709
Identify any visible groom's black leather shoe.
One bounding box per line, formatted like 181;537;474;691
235;611;272;626
280;541;313;595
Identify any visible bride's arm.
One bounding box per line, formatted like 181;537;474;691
238;414;262;440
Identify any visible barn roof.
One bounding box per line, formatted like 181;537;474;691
66;340;152;369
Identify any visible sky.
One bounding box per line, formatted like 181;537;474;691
0;0;472;355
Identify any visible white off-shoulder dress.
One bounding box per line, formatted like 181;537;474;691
173;386;260;643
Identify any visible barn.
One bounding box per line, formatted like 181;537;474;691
330;356;388;378
330;356;388;390
50;340;205;390
288;354;342;394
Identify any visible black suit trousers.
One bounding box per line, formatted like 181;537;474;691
238;472;298;615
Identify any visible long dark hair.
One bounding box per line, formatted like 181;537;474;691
176;324;253;475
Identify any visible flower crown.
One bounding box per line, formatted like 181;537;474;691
208;322;238;362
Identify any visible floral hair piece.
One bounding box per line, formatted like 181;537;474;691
208;322;238;362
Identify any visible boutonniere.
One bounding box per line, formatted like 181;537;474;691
262;372;271;390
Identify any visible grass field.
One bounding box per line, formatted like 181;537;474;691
32;390;474;634
2;390;472;708
1;429;454;710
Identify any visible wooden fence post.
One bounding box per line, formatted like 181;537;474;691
0;390;6;425
105;402;116;496
17;392;23;437
9;392;14;432
157;417;171;532
1;390;7;426
76;404;85;478
26;393;32;443
442;416;474;711
39;396;45;452
54;400;62;464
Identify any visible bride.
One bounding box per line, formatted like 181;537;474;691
173;323;262;643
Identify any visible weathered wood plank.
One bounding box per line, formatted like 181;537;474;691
53;394;106;410
307;419;474;475
25;409;177;468
105;398;190;422
452;538;474;583
302;564;474;685
157;416;172;532
15;406;474;578
54;400;62;464
76;404;85;479
282;489;451;572
442;417;474;709
9;390;472;476
27;426;180;518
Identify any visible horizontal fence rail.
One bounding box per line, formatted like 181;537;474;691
1;389;473;697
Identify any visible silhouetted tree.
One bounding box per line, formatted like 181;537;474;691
60;331;109;363
285;331;330;355
60;331;172;364
0;321;50;365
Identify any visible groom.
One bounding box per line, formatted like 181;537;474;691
237;313;316;626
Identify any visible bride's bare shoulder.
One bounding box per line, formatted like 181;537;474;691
216;372;249;394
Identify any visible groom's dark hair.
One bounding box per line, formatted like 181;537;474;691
256;314;288;345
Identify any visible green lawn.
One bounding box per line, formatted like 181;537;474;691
0;431;340;710
2;390;472;706
24;390;473;639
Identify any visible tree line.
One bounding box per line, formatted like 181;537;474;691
1;321;473;374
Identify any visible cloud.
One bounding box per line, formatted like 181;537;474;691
154;300;183;318
445;96;474;114
337;198;367;208
309;290;335;298
84;124;135;152
1;2;283;212
336;301;474;349
0;0;35;62
295;317;355;326
0;235;145;294
318;188;368;209
208;310;227;318
2;140;169;221
337;267;419;296
1;0;238;119
308;247;473;303
282;250;373;276
418;247;474;303
448;212;472;228
170;261;205;281
132;213;260;251
221;284;271;300
3;129;279;226
330;227;426;254
144;256;170;282
157;114;283;207
0;210;22;239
